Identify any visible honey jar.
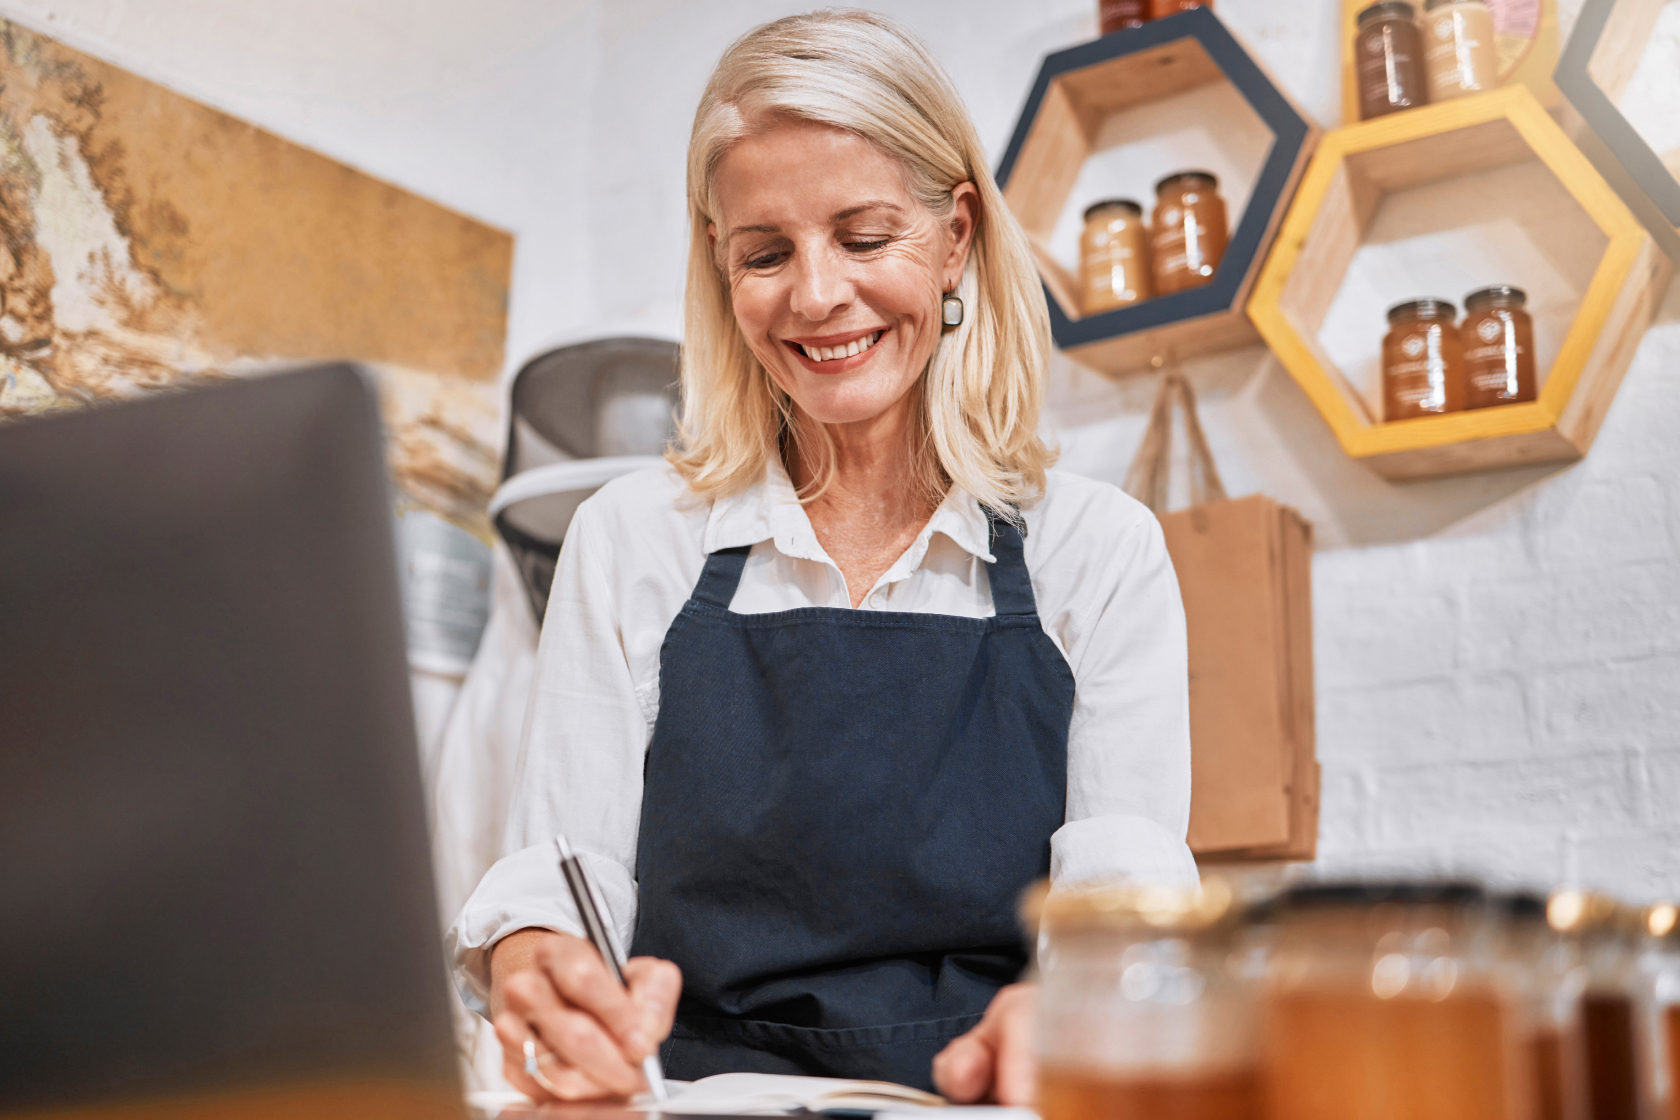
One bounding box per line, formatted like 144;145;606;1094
1032;880;1261;1120
1382;298;1465;420
1644;903;1680;1120
1262;882;1521;1120
1099;0;1152;32
1423;0;1499;101
1354;2;1430;119
1549;892;1649;1120
1461;286;1536;409
1080;199;1152;314
1497;892;1589;1120
1151;172;1228;296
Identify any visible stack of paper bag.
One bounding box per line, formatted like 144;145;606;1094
1125;367;1318;862
1164;495;1318;860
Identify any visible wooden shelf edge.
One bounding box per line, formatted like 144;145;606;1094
1538;231;1649;415
1361;429;1583;481
1506;91;1645;239
1317;85;1538;158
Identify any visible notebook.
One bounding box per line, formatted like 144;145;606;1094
632;1073;947;1113
469;1074;1045;1119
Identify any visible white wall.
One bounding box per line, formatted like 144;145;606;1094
15;0;1678;902
0;0;610;368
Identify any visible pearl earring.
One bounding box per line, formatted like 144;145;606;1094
941;293;964;328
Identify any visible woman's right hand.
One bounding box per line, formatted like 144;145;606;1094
489;927;683;1102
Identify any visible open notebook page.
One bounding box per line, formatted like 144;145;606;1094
628;1073;945;1113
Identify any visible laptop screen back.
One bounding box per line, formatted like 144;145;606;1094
0;366;463;1118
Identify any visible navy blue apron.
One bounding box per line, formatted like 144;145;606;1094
629;513;1073;1090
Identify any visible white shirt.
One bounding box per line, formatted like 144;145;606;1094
448;461;1197;1013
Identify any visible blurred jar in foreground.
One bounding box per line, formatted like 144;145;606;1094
1031;879;1261;1120
1262;882;1524;1120
1646;903;1680;1120
1496;892;1588;1120
1550;891;1650;1120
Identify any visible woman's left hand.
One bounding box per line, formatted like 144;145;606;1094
931;982;1037;1105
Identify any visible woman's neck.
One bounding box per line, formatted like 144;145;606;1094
787;397;939;607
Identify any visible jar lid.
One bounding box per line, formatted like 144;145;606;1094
1387;297;1456;324
1465;285;1528;310
1494;891;1549;922
1425;0;1482;10
1083;198;1142;221
1357;1;1417;24
1155;170;1219;195
1023;877;1237;934
1281;880;1485;910
1645;902;1679;940
1547;889;1644;935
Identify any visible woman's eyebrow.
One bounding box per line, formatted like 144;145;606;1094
726;200;904;241
832;200;902;221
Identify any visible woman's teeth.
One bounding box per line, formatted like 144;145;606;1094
798;330;882;363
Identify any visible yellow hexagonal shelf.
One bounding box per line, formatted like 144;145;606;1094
1249;86;1672;481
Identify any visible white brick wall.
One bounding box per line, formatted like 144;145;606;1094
1304;313;1680;900
16;0;1675;900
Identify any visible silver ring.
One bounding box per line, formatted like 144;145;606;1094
523;1037;563;1096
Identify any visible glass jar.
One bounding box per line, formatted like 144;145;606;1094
1646;904;1680;1120
1262;882;1524;1120
1151;172;1228;296
1496;892;1589;1120
1355;2;1430;119
1032;880;1262;1120
1149;0;1212;16
1081;200;1153;314
1423;0;1500;102
1461;286;1536;409
1550;891;1650;1120
1382;298;1465;420
1099;0;1152;32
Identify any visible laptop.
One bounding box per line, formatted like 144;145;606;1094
0;366;465;1119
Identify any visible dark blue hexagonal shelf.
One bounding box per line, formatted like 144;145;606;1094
996;8;1317;377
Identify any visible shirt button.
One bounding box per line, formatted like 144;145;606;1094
870;591;886;607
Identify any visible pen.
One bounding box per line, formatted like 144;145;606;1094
555;834;670;1102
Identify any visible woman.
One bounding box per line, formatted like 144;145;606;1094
449;8;1196;1103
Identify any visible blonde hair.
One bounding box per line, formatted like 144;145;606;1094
667;8;1053;517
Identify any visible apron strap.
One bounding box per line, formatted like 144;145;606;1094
693;545;752;609
986;514;1038;618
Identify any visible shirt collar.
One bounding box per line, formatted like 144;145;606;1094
702;459;997;566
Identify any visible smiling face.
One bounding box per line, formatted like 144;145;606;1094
708;119;976;431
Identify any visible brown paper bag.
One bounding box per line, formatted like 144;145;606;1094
1123;368;1319;861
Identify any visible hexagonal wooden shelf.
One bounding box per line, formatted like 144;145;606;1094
1248;86;1672;481
1555;0;1680;245
995;8;1316;378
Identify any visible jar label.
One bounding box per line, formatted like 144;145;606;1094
1470;369;1518;391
